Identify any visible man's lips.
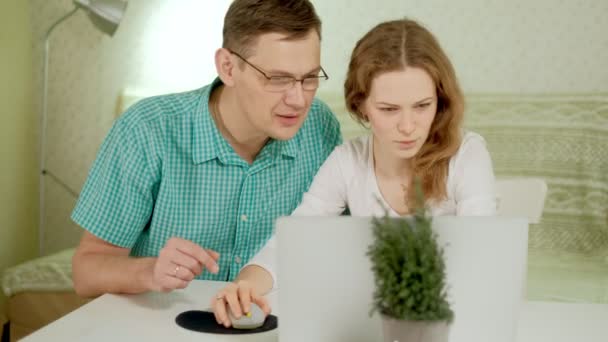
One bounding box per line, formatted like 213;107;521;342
276;113;301;126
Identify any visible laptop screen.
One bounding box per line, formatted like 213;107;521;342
276;216;528;342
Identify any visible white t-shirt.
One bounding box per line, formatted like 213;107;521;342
246;131;497;288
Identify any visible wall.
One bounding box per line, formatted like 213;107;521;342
0;0;38;315
31;0;607;254
313;0;608;94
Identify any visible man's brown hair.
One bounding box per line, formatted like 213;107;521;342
223;0;322;57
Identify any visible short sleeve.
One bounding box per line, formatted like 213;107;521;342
71;118;160;248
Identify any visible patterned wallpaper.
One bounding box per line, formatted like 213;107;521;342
31;0;608;255
313;0;608;94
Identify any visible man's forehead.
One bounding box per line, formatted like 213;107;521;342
246;31;321;72
249;30;320;47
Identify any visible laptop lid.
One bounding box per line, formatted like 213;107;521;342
276;216;528;342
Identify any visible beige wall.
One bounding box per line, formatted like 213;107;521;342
32;0;608;254
0;0;38;314
313;0;608;93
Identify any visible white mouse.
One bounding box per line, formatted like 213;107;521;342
229;302;266;330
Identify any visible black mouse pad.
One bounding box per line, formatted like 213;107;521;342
175;310;278;334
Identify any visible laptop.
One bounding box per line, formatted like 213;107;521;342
275;216;528;342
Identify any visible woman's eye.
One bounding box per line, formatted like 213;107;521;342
416;103;431;108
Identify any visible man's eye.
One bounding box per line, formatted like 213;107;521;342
303;77;320;85
269;77;294;85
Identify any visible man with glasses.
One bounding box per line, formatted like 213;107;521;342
71;0;341;297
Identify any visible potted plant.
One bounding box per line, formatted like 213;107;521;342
367;182;453;342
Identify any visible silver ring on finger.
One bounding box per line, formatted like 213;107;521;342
173;265;181;277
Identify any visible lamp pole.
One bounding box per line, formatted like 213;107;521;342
39;6;80;256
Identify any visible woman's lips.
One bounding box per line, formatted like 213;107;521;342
394;139;417;149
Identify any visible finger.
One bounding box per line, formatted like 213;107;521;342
252;293;272;315
211;302;221;324
166;251;203;277
237;283;252;314
171;263;196;282
171;239;219;274
206;249;220;261
159;275;188;292
158;246;203;276
165;237;217;274
213;296;229;325
210;294;222;322
225;290;243;319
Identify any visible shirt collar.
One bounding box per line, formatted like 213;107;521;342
192;78;225;164
192;78;301;165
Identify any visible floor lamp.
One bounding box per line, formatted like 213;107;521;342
39;0;128;255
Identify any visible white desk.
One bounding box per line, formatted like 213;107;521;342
22;280;608;342
22;281;276;342
516;301;608;342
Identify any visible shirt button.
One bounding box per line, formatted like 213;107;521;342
240;214;248;222
235;256;242;264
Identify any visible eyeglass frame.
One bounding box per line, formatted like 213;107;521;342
227;49;329;92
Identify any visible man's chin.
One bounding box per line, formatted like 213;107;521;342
269;126;301;141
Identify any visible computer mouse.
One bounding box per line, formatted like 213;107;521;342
229;302;266;329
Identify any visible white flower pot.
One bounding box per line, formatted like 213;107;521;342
381;315;450;342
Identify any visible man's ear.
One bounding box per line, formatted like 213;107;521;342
215;48;236;86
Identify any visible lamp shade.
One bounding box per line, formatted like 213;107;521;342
73;0;128;36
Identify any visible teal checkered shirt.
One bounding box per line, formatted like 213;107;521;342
71;79;342;281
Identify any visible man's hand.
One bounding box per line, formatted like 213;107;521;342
149;237;220;292
72;232;221;297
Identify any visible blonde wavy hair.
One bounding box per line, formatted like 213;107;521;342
344;18;464;202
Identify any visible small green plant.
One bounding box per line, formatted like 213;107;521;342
367;180;453;322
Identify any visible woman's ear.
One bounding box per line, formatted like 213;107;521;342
215;48;236;87
359;104;370;122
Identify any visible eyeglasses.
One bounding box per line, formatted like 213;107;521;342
228;50;328;93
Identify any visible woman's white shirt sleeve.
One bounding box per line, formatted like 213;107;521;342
243;146;349;289
451;133;497;216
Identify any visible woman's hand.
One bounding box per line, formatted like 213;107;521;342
211;280;271;328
